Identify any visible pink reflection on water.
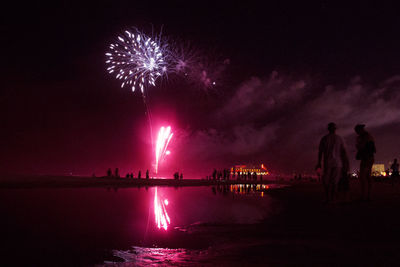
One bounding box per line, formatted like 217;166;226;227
154;187;170;230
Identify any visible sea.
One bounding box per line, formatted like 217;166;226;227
0;184;285;266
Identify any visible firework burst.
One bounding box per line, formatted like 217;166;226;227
169;43;228;90
105;28;168;93
169;41;200;75
155;126;173;174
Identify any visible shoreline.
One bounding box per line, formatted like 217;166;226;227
0;175;291;189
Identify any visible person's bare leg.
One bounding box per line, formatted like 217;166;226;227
323;183;329;203
328;184;333;202
367;166;372;201
331;184;337;203
360;178;366;200
360;162;366;200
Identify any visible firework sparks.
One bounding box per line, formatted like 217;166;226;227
169;43;228;90
154;187;170;230
155;126;173;174
169;42;199;75
105;28;168;93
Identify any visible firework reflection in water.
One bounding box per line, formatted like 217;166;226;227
154;187;170;230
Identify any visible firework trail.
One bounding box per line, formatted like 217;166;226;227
105;28;227;170
105;28;168;93
106;28;170;153
154;187;170;230
155;126;173;174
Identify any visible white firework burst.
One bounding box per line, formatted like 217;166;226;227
105;28;168;93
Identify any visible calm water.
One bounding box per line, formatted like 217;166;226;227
0;184;284;266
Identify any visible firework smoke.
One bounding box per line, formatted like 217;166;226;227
169;43;229;90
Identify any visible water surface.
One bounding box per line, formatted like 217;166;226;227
0;184;284;265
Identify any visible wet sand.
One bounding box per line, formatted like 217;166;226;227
102;179;400;266
199;180;400;266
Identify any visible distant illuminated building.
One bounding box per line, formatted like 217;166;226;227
230;164;269;175
372;164;386;176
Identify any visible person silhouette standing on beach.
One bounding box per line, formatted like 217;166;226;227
316;122;349;204
146;169;149;179
138;170;141;179
355;124;376;201
390;159;399;185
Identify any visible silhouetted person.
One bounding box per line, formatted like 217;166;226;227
212;169;217;180
126;173;129;178
130;173;133;179
316;122;349;204
115;168;119;178
146;169;149;179
253;172;257;181
138;170;141;179
180;173;183;180
355;124;375;201
391;158;399;185
107;168;112;177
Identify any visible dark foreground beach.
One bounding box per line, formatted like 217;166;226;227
244;180;400;266
1;177;400;266
142;180;400;266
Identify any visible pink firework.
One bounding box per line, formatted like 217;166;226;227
155;126;173;174
154;187;170;230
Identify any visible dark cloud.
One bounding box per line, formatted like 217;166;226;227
175;72;400;175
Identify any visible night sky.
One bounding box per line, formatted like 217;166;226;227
2;1;400;176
